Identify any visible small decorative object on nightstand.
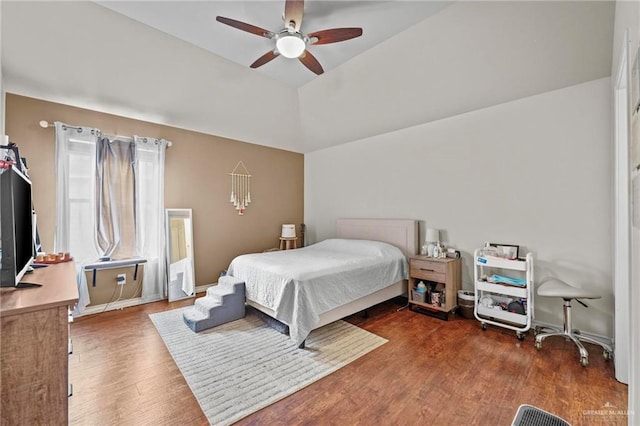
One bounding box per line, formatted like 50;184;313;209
279;224;298;250
433;240;446;258
408;256;461;320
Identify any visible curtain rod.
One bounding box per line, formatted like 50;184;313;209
38;120;173;146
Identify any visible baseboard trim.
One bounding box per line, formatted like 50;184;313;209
195;283;216;294
76;284;216;317
79;298;144;316
77;297;158;317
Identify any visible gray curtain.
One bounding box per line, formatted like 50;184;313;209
95;137;137;260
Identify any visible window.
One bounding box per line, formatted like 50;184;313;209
54;123;169;311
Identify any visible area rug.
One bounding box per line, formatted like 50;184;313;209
149;307;387;425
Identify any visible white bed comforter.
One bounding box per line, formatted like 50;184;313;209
227;238;408;345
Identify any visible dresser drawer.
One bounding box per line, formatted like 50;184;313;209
410;259;446;283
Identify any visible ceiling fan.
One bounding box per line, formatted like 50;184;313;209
216;0;363;75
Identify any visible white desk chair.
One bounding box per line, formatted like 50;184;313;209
534;278;612;367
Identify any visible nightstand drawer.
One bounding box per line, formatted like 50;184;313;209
410;260;446;283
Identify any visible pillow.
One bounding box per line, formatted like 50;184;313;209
313;238;403;258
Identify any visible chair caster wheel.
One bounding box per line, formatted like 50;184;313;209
535;341;542;350
603;350;611;361
580;356;588;367
481;323;487;331
517;332;525;341
533;326;541;336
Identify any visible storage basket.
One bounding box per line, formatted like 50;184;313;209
412;289;426;304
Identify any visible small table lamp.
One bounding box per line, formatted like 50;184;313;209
280;224;298;250
425;228;440;257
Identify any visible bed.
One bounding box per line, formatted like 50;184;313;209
226;218;418;345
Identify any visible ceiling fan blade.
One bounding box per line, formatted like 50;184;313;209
216;16;274;39
298;50;324;75
308;28;363;45
284;0;304;31
250;50;280;69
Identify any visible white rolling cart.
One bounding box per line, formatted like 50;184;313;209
473;248;534;340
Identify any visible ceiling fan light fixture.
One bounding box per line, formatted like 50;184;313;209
276;33;306;58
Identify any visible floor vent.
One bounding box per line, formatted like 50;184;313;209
512;404;571;426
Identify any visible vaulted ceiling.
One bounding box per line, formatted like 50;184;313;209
96;1;453;87
1;1;615;153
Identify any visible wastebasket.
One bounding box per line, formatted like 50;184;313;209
457;290;475;319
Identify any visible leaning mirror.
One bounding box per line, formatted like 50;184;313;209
166;208;195;302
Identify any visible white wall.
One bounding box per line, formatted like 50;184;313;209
306;77;612;337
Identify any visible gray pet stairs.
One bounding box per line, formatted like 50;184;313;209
183;276;245;332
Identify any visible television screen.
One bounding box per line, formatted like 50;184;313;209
0;165;35;287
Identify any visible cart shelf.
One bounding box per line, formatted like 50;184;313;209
476;305;528;326
475;280;528;299
475;255;527;271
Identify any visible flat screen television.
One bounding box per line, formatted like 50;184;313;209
0;165;37;287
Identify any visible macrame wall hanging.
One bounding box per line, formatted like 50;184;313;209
229;161;252;215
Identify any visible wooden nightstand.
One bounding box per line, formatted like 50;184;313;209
408;256;461;320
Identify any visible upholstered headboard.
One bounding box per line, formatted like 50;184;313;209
336;218;419;259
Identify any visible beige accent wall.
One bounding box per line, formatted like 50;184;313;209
5;94;303;305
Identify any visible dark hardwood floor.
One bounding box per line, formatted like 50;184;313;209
69;297;628;425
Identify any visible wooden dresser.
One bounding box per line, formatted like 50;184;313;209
0;262;78;425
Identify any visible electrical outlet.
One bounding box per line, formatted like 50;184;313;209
117;273;126;286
